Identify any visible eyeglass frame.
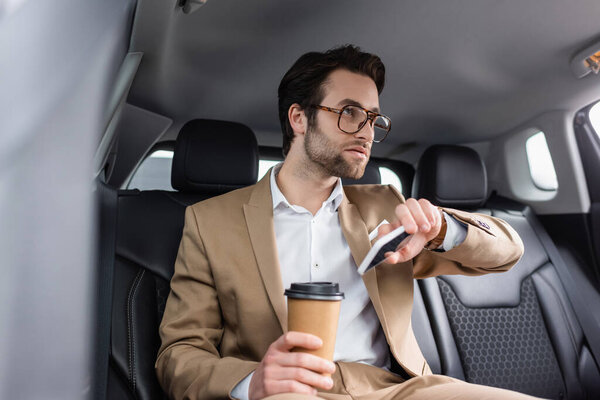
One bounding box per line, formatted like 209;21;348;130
310;104;392;143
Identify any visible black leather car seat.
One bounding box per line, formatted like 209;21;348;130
105;119;259;400
410;145;600;399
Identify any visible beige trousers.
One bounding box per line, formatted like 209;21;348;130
263;362;541;400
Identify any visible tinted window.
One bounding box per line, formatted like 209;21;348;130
379;167;402;193
127;150;174;191
525;131;558;191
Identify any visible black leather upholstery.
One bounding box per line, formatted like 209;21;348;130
171;119;259;194
411;145;600;399
108;190;201;400
106;120;259;400
412;145;487;208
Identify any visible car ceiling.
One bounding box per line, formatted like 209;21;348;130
127;0;600;159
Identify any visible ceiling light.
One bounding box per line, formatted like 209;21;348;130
570;42;600;78
585;52;600;75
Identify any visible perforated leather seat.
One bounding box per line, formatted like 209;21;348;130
410;145;600;399
105;119;259;399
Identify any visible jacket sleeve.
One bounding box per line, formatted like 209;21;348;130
386;186;524;279
155;206;258;400
412;207;524;278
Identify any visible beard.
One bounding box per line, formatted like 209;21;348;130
304;124;368;179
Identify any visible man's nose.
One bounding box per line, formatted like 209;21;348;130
354;119;375;143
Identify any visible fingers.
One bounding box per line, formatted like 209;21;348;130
380;199;440;240
385;198;442;264
276;350;336;375
257;333;335;396
252;332;336;400
269;332;336;375
384;234;428;264
263;364;334;390
394;202;417;234
406;198;430;232
394;198;441;235
262;379;319;397
396;198;433;234
418;198;440;228
272;331;323;352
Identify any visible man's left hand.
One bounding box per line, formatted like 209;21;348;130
376;198;443;264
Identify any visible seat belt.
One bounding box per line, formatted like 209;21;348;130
523;207;600;369
92;180;118;400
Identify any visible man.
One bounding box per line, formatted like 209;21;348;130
156;45;534;399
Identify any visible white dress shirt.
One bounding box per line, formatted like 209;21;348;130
231;164;467;399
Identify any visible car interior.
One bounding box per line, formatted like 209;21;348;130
2;1;600;399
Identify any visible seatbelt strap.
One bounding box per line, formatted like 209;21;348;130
93;180;118;400
523;207;600;369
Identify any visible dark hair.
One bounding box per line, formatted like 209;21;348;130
277;45;385;156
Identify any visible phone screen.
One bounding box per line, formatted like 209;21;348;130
360;230;411;274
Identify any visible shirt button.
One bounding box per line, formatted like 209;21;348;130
314;263;319;268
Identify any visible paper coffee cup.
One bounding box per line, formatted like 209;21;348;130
284;282;344;365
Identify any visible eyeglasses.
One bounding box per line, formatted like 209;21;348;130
311;104;392;143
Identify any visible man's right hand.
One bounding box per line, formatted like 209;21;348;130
248;332;336;400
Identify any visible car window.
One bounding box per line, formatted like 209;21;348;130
128;152;403;193
379;167;402;193
258;160;280;180
525;131;558;191
589;101;600;138
127;150;174;190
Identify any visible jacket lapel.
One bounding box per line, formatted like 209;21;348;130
243;171;287;332
338;194;388;335
337;195;370;269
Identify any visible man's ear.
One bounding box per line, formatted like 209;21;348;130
288;103;307;137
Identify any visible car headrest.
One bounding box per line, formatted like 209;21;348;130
412;145;487;208
342;162;381;185
171;119;259;194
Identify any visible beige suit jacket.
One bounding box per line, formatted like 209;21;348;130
156;171;524;400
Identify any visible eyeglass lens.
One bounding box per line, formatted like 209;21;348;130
339;106;390;142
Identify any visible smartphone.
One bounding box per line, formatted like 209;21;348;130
357;226;411;275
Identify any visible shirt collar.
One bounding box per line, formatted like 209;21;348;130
270;162;344;212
